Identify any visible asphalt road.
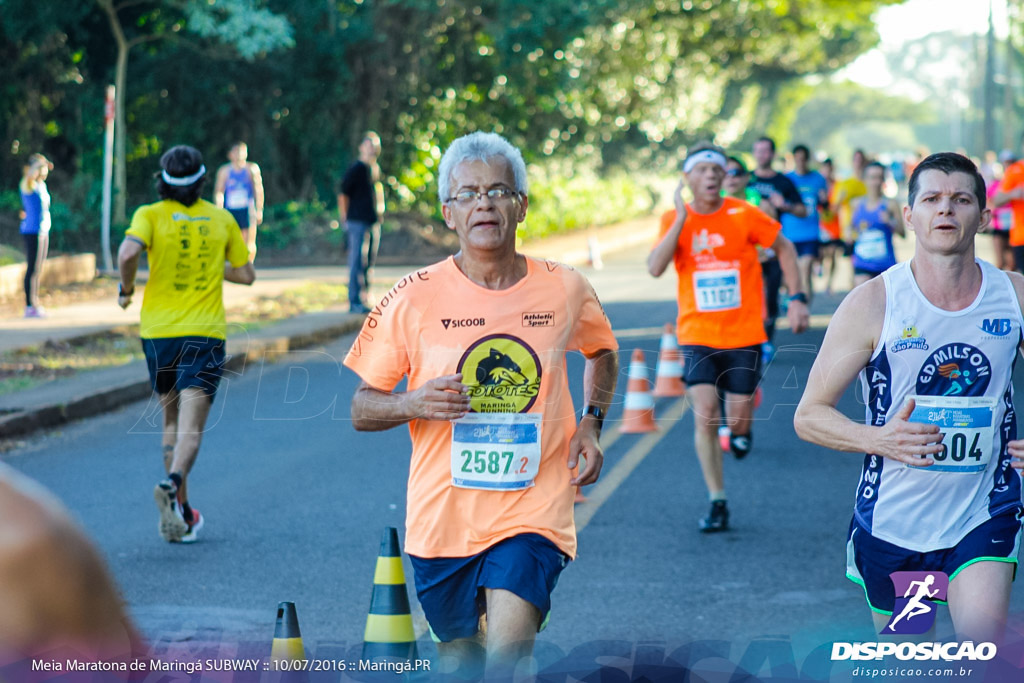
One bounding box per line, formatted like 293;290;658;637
4;245;1024;681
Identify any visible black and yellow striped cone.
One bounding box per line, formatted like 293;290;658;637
271;601;305;662
362;527;418;662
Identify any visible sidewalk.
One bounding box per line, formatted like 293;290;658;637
0;266;351;355
0;217;659;438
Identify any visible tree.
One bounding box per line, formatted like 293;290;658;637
95;0;292;222
1;0;904;253
787;81;927;152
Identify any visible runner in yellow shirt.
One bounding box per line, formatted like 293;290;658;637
831;149;869;246
117;145;255;544
344;132;618;678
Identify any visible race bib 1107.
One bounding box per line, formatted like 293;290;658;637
693;268;741;312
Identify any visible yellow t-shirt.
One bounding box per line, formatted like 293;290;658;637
126;199;249;340
834;176;867;240
343;256;618;559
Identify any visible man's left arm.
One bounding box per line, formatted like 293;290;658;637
994;169;1023;207
568;348;619;486
816;178;830;210
886;199;906;237
250;163;264;225
225;221;257;279
770;178;809;218
771;233;810;333
375;180;386;218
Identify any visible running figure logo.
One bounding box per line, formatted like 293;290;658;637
883;571;949;635
916;343;991;397
938;363;973;396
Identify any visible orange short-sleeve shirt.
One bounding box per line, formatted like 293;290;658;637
658;197;781;349
343;256;618;559
1000;160;1024;246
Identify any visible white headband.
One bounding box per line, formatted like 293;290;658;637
161;165;206;186
682;151;727;174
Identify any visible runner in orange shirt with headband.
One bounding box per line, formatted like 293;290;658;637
648;142;810;532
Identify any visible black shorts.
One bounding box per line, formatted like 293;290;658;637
853;266;884;277
227;207;250;229
142;336;226;399
680;344;762;395
1013;246;1024;275
792;240;820;259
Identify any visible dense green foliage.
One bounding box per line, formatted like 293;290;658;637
0;0;900;257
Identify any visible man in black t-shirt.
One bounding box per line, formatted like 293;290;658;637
338;132;384;313
749;136;808;361
749;137;806;217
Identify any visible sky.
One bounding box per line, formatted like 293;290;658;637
839;0;1010;90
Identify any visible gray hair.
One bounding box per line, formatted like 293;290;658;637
437;132;528;203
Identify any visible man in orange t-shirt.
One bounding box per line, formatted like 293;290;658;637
994;141;1024;272
648;142;810;533
344;132;618;675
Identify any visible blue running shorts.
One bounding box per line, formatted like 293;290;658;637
408;533;569;643
227;207;250;230
142;336;226;400
846;512;1022;614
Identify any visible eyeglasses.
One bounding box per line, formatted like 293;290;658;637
446;187;520;206
726;168;746;177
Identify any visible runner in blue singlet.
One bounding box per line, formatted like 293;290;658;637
850;161;903;286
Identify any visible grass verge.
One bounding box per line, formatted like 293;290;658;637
0;283;349;396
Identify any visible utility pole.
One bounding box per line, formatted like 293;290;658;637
101;85;115;274
1007;1;1018;151
985;0;997;153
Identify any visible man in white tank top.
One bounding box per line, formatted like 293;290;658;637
795;152;1024;645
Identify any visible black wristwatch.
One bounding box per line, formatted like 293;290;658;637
119;283;135;297
581;405;605;431
788;292;808;304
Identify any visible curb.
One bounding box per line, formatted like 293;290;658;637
0;316;366;440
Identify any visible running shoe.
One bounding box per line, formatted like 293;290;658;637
718;426;731;453
730;433;752;460
24;306;45;318
153;479;188;542
180;508;204;544
761;341;776;365
698;500;729;533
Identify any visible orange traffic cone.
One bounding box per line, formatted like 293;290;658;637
620;349;657;433
652;324;686;397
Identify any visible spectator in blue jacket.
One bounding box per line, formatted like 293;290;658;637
19;154;53;318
